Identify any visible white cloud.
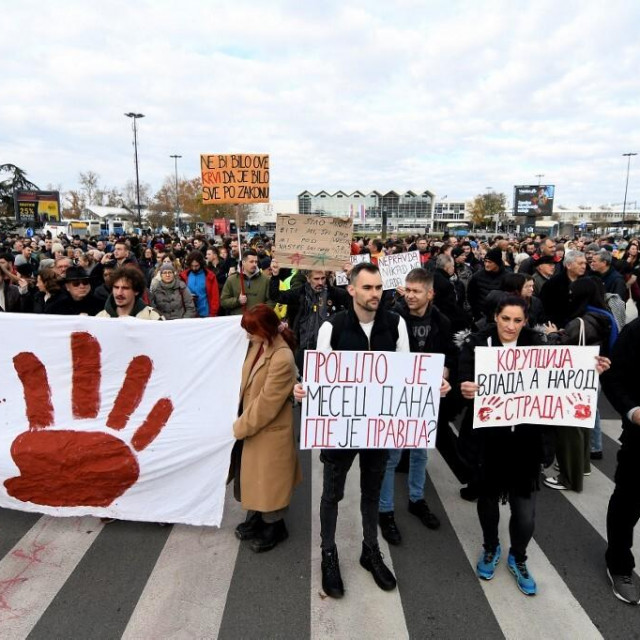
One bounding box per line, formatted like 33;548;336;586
1;0;639;207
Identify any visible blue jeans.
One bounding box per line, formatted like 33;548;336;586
591;408;602;453
379;449;428;512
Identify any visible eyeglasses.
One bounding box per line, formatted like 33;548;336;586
68;280;90;287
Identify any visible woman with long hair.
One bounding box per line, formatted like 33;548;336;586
230;304;301;552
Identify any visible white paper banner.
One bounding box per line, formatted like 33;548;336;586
378;250;421;290
301;350;444;449
0;314;247;526
335;254;371;286
473;345;600;429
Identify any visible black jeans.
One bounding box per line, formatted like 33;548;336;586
477;492;536;563
320;449;388;552
606;431;640;574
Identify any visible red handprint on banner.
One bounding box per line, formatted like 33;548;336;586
477;396;504;422
566;393;591;420
4;332;173;507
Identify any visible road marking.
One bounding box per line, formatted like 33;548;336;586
123;486;243;639
0;515;103;637
429;451;603;640
310;450;409;640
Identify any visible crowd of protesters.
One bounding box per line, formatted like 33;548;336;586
1;227;640;605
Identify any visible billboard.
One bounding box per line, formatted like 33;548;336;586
13;190;61;223
514;185;555;216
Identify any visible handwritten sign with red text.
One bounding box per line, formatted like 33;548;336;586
473;345;600;429
378;251;421;290
301;350;444;449
200;154;269;204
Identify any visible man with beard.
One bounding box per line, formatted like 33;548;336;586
268;261;349;371
221;249;272;314
467;247;505;323
97;266;162;319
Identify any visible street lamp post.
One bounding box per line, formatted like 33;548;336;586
170;154;182;232
622;152;637;229
124;112;145;229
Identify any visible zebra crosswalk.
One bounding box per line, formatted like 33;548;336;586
0;417;639;639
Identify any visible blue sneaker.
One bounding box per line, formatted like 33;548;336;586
476;544;501;580
508;554;537;595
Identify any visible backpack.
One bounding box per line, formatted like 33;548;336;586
604;293;626;332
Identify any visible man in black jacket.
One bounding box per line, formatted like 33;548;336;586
45;266;104;316
378;269;453;544
467;247;505;322
601;319;640;604
268;262;350;371
540;250;587;328
296;262;410;599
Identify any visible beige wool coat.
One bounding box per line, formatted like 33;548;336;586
232;335;302;512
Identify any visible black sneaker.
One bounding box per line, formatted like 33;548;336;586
378;511;402;545
321;547;345;598
360;542;397;591
460;484;479;502
408;499;441;530
590;450;603;460
235;512;263;540
607;568;640;605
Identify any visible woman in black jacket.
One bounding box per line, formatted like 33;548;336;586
459;296;546;596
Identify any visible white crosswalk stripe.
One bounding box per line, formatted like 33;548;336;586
0;429;637;639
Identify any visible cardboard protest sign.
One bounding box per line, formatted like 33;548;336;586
0;314;247;526
473;345;600;429
200;154;269;204
378;251;421;290
301;350;444;449
335;254;370;286
275;214;353;271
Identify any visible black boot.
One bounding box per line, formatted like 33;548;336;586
378;511;402;545
408;499;441;530
235;512;263;540
321;546;345;598
250;519;288;553
360;542;397;591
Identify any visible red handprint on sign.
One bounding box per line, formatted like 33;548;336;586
477;396;504;422
5;332;173;507
566;393;592;420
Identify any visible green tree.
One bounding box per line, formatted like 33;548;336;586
469;192;507;228
0;164;39;218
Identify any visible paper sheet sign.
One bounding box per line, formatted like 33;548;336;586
275;214;353;271
473;345;600;429
301;350;444;449
378;251;421;290
335;254;370;286
200;154;269;204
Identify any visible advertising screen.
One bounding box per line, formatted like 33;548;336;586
13;190;61;223
514;185;555;216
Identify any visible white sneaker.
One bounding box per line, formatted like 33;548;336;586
543;476;568;490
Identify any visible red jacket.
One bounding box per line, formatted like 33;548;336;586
179;268;220;317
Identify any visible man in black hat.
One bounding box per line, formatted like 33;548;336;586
45;265;103;316
532;255;557;296
467;247;505;322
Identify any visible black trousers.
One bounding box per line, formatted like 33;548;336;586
477;492;536;563
320;449;388;552
606;430;640;574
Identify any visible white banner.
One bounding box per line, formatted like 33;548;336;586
335;254;370;286
0;314;247;526
473;345;600;429
301;350;444;449
378;250;421;290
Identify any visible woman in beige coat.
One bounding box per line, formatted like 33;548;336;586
231;304;302;552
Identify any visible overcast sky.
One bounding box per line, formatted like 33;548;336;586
2;0;639;206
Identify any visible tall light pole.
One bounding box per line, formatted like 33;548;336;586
124;112;145;229
535;173;544;185
622;152;637;229
170;154;182;232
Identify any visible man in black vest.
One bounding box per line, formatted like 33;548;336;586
295;262;410;599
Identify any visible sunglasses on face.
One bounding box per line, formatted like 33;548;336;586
69;280;90;287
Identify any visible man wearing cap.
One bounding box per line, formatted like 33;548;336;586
532;255;557;296
467;247;505;322
518;236;561;276
45;265;103;316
